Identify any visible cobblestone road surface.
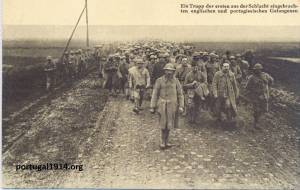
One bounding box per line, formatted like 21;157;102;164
2;73;299;189
62;97;299;189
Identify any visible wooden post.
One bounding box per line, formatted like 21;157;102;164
85;0;89;47
61;5;86;61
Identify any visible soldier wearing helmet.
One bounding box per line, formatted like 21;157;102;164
245;63;274;129
150;63;184;149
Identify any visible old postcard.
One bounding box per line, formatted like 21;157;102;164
1;0;300;189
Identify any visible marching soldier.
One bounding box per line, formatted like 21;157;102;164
229;56;242;83
175;57;191;116
98;57;106;78
206;53;221;112
62;51;70;83
68;50;76;81
152;52;168;84
175;57;191;84
184;62;208;123
193;52;207;81
245;63;274;129
44;56;56;91
212;62;239;125
103;55;119;96
129;58;150;113
146;55;157;85
236;54;249;79
150;63;184;149
118;55;129;96
206;53;220;85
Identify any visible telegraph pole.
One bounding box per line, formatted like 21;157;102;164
85;0;89;47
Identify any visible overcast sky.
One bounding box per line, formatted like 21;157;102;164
3;25;300;42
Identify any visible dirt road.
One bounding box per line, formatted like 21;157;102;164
2;73;300;189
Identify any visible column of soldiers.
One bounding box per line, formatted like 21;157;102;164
44;48;95;91
46;42;273;149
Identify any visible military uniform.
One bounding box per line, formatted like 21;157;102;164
212;67;239;122
151;64;184;148
129;59;150;113
175;65;191;84
206;58;221;112
236;55;249;79
230;64;242;83
152;53;168;84
184;70;207;123
118;56;129;95
103;57;119;96
245;63;273;128
44;56;56;91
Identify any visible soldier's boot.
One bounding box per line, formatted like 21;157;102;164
138;91;144;110
125;88;129;100
226;108;236;127
182;106;187;116
189;107;196;124
165;129;174;148
133;99;140;114
160;129;166;149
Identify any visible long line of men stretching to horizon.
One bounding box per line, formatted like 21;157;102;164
45;41;274;149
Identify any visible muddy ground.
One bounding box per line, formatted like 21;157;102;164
2;71;300;189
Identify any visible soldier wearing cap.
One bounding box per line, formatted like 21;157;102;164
129;58;150;113
150;63;184;149
212;62;239;125
103;54;119;96
206;53;221;112
118;55;129;97
175;54;185;66
245;63;274;129
206;53;221;84
146;55;157;85
184;62;208;123
175;57;191;84
194;52;207;81
44;56;56;91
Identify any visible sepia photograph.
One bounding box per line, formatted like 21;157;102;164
1;0;300;189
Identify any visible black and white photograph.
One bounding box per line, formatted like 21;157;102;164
1;0;300;189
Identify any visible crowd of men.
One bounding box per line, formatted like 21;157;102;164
44;48;95;91
45;42;274;149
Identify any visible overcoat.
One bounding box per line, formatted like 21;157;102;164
212;70;239;113
151;76;184;129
